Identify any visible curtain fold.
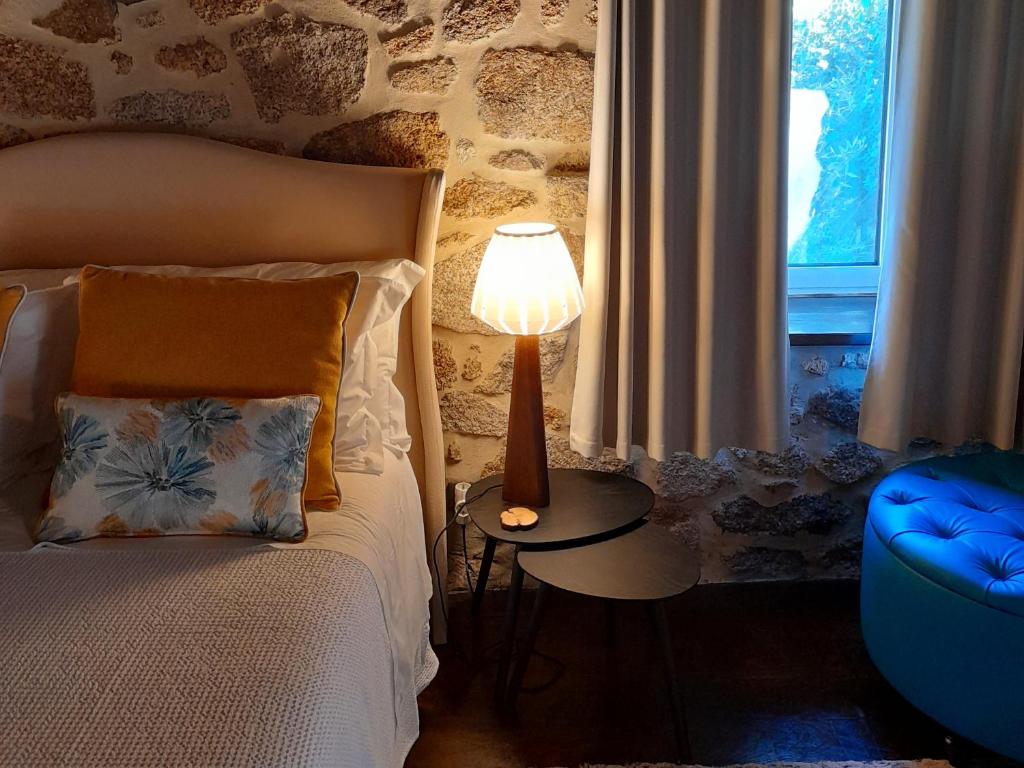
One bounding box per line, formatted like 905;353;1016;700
571;0;791;461
859;0;1024;451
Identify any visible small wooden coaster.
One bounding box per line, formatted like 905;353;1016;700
500;506;539;531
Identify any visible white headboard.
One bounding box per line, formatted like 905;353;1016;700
0;132;448;638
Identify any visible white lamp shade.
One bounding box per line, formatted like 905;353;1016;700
470;223;584;336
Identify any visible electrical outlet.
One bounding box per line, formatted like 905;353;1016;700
453;481;471;525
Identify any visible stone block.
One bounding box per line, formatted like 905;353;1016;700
726;547;807;579
789;384;804;426
476;47;594;142
839;352;869;369
489;149;544;171
461;344;483;381
232;14;366;123
107;89;229;128
389;56;457;94
474;332;568;394
441;0;518;43
481;434;631;478
713;493;852;536
443;175;536;219
110;51;133;74
729;443;810;478
658;452;736;500
190;0;268;24
541;0;569;26
801;354;830;376
433;338;457;390
547;172;588;220
805;385;862;432
440;391;507;437
156;38;227;78
346;0;407;24
815;441;883;485
381;20;434;57
0;35;95;120
432;243;495;334
543;405;566;430
455;138;475;164
0;124;32;150
135;9;164;27
552;149;589;172
305;110;448;169
446;440;462;463
33;0;119;44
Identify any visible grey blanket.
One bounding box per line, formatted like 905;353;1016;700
0;548;416;768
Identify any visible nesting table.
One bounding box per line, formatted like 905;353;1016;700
465;468;700;760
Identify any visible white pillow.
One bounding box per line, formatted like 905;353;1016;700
368;310;413;457
0;269;75;292
61;260;424;472
0;282;79;482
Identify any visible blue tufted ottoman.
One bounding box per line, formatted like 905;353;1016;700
862;452;1024;761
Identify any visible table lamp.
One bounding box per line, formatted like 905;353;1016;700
470;223;585;508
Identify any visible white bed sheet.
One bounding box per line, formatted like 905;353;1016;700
0;451;437;752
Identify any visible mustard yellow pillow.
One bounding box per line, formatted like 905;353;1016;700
0;285;25;366
71;267;358;509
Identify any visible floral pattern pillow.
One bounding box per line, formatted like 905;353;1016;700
37;393;321;543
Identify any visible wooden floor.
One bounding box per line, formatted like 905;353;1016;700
408;581;1022;768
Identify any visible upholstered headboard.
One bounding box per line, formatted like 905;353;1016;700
0;132;448;637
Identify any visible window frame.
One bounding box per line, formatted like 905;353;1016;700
788;264;881;296
785;0;899;302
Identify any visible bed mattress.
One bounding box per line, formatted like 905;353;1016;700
0;452;437;768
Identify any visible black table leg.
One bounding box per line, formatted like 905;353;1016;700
494;551;524;705
472;536;496;615
506;581;550;710
649;600;691;763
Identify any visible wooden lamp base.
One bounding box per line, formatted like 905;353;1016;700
502;334;550;507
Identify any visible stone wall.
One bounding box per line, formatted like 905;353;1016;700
0;0;598;213
446;338;963;592
0;0;959;593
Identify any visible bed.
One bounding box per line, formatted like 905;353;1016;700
0;132;447;768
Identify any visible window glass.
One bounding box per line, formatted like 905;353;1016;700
788;0;890;268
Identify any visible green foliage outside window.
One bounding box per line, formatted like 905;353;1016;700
789;0;890;266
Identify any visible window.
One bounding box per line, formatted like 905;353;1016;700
787;0;894;298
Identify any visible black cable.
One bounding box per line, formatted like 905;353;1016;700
429;482;503;649
463;482;503;508
434;479;574;687
431;515;460;632
460;524;475;594
455;483;503;605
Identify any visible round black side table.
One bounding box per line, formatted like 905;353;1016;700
513;520;701;761
466;468;654;703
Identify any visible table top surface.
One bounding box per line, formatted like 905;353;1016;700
517;519;701;601
467;468;654;546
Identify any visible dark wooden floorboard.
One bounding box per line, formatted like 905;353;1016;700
409;581;1022;768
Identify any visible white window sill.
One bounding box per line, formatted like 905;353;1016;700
788;265;881;296
788;295;875;346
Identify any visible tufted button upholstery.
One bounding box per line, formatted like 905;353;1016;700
869;452;1024;618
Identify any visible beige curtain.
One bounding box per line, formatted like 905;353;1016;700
859;0;1024;451
570;0;791;461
